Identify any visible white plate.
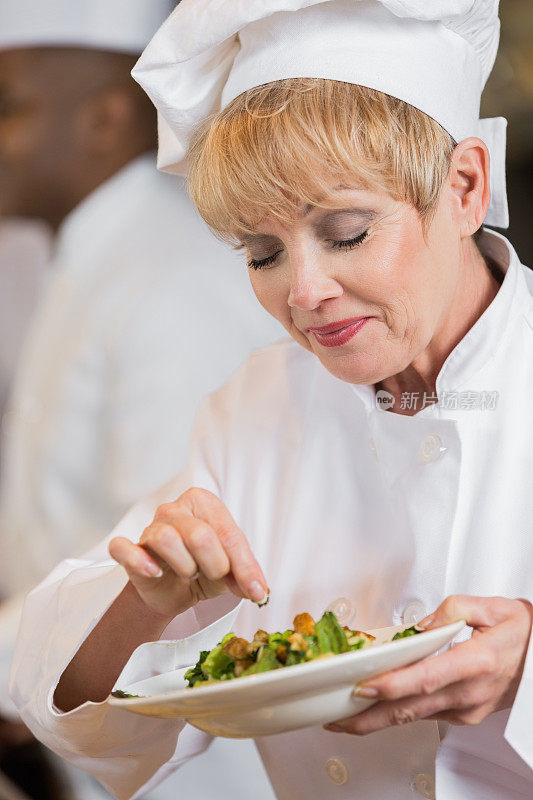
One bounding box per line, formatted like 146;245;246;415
108;620;465;738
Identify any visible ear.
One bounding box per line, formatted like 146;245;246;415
447;137;491;239
75;88;133;156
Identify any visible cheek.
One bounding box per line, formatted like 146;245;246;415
249;272;290;326
249;270;314;354
362;229;438;332
0;119;30;161
0;113;50;172
326;249;435;380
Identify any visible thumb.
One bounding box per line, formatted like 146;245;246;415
415;594;503;632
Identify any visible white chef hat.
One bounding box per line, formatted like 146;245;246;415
0;0;177;56
133;0;508;228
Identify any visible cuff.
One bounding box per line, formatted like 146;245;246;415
504;600;533;769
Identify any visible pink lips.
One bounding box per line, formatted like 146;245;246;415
307;316;372;347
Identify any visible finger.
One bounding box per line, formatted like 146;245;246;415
224;572;242;597
326;679;488;736
417;594;513;632
425;709;472;725
356;637;494;701
140;522;198;578
109;536;163;579
326;694;447;735
172;513;231;582
426;702;494;726
158;489;269;603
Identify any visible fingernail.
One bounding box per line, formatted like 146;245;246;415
144;562;163;578
415;615;434;631
249;581;269;605
353;685;379;698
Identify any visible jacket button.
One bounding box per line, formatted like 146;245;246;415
327;597;356;626
419;434;445;463
369;437;378;460
402;600;426;626
414;772;435;798
325;757;348;785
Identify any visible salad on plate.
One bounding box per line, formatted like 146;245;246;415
181;610;420;688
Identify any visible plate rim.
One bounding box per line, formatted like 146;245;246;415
108;619;466;710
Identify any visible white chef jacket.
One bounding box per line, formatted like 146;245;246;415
10;228;533;800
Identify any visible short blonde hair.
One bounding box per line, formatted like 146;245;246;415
187;78;456;246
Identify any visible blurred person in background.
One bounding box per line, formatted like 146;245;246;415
0;0;280;798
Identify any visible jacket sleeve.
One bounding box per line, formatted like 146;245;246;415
9;396;241;800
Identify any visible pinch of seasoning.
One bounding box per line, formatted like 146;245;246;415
257;588;270;607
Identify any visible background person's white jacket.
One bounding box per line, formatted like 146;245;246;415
0;153;281;798
10;229;533;800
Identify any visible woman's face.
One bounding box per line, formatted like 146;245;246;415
242;181;462;385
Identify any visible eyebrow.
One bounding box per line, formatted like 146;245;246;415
301;185;368;217
314;208;376;224
240;232;278;248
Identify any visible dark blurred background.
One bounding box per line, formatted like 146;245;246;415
482;0;533;263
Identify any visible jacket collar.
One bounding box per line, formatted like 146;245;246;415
435;229;531;395
351;229;533;414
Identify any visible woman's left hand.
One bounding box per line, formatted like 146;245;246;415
325;595;533;735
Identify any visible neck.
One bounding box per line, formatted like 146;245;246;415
375;238;501;416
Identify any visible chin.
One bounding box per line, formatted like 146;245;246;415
317;355;379;385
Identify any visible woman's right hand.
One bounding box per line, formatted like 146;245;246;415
108;487;268;623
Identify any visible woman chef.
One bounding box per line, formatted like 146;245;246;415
10;1;533;799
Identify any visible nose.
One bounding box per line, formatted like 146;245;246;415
287;254;342;311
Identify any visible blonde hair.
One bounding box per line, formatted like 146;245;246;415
187;78;457;246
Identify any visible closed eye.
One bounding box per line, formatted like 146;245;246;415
329;230;369;251
247;251;283;270
247;230;369;270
